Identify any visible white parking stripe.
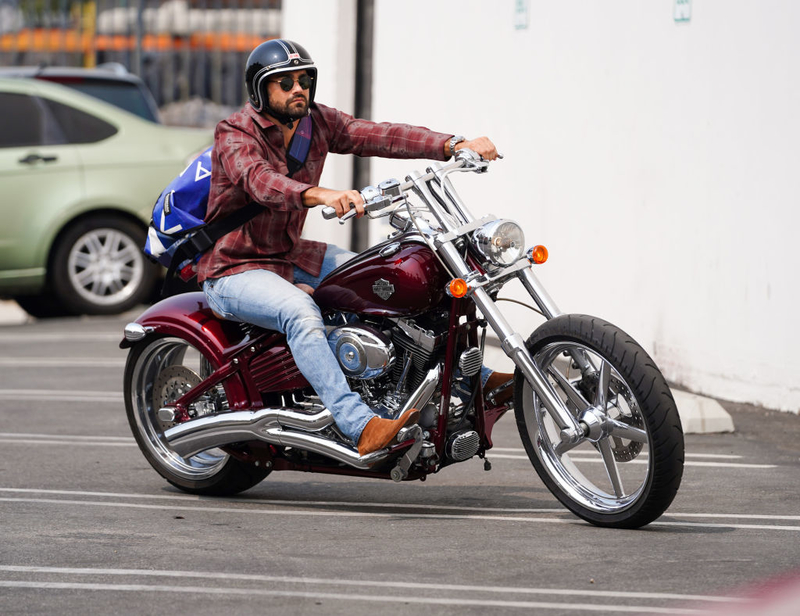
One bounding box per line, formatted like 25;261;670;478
2;487;799;522
0;390;122;402
0;333;121;342
491;447;744;460
2;494;800;532
0;580;707;614
488;453;777;469
0;565;742;604
0;439;136;447
0;357;125;367
0;433;132;442
0;487;564;514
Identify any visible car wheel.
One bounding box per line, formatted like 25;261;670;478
51;215;158;315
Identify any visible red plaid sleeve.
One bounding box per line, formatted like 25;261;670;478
317;104;451;161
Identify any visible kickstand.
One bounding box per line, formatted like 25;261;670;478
390;425;424;482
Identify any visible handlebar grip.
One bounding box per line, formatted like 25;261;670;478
321;206;338;219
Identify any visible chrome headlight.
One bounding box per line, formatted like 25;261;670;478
471;220;526;266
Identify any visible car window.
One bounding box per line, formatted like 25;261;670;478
0;92;69;148
41;98;119;144
41;78;159;123
0;92;45;148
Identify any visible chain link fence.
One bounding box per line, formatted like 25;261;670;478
0;1;281;122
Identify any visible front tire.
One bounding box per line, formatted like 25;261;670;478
514;314;684;528
124;335;270;495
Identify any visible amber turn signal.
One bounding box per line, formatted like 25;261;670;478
448;278;469;298
528;245;549;264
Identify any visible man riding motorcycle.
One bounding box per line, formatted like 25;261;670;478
199;39;508;456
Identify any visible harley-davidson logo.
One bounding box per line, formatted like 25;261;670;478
372;279;395;300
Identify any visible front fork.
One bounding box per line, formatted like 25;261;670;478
472;286;585;444
439;241;589;444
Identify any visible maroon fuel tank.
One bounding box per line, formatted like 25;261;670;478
314;236;449;317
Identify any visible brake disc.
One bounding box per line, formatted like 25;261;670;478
152;365;201;430
609;383;645;462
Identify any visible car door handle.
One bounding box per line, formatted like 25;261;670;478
18;153;58;165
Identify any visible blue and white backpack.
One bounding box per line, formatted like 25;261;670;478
145;146;214;269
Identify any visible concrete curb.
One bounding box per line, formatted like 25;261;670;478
672;389;735;434
0;300;29;326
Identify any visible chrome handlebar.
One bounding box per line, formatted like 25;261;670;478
320;149;493;223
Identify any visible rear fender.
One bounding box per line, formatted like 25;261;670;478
121;291;253;408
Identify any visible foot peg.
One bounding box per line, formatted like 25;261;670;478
390;425;424;482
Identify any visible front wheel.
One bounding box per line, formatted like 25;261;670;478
514;314;684;528
124;335;270;495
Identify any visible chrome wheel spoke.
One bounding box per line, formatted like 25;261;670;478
594;360;611;409
598;438;625;497
554;438;582;456
606;417;648;443
548;366;590;411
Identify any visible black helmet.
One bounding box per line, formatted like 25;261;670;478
245;39;318;115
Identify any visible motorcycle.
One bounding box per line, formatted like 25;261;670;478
121;150;684;529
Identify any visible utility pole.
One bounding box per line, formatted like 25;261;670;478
351;0;374;253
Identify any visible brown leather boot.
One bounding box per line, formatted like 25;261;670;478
484;371;514;406
357;408;420;456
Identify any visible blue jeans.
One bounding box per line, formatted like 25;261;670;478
203;245;374;444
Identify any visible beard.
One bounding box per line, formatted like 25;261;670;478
268;93;309;119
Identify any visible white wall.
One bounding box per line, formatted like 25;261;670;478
283;0;800;413
283;0;356;248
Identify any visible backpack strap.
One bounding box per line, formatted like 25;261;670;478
286;115;313;177
161;201;264;296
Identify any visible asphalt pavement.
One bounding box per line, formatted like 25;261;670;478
0;306;799;615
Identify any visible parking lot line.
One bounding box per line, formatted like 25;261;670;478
2;493;800;532
0;390;122;402
0;357;125;367
0;433;132;442
0;565;742;605
488;453;777;469
491;447;744;460
0;333;121;342
0;579;709;614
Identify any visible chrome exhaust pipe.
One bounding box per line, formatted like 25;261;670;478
163;407;389;469
401;365;441;415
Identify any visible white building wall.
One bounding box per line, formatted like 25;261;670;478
282;0;356;248
283;0;800;413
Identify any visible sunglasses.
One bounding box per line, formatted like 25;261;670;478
270;74;313;92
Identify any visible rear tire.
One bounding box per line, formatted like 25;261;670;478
124;334;270;495
514;314;684;528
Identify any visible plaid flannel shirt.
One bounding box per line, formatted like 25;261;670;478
197;102;451;283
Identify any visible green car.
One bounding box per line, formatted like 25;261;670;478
0;77;212;317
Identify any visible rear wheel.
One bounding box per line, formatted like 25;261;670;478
514;314;684;528
124;335;269;495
